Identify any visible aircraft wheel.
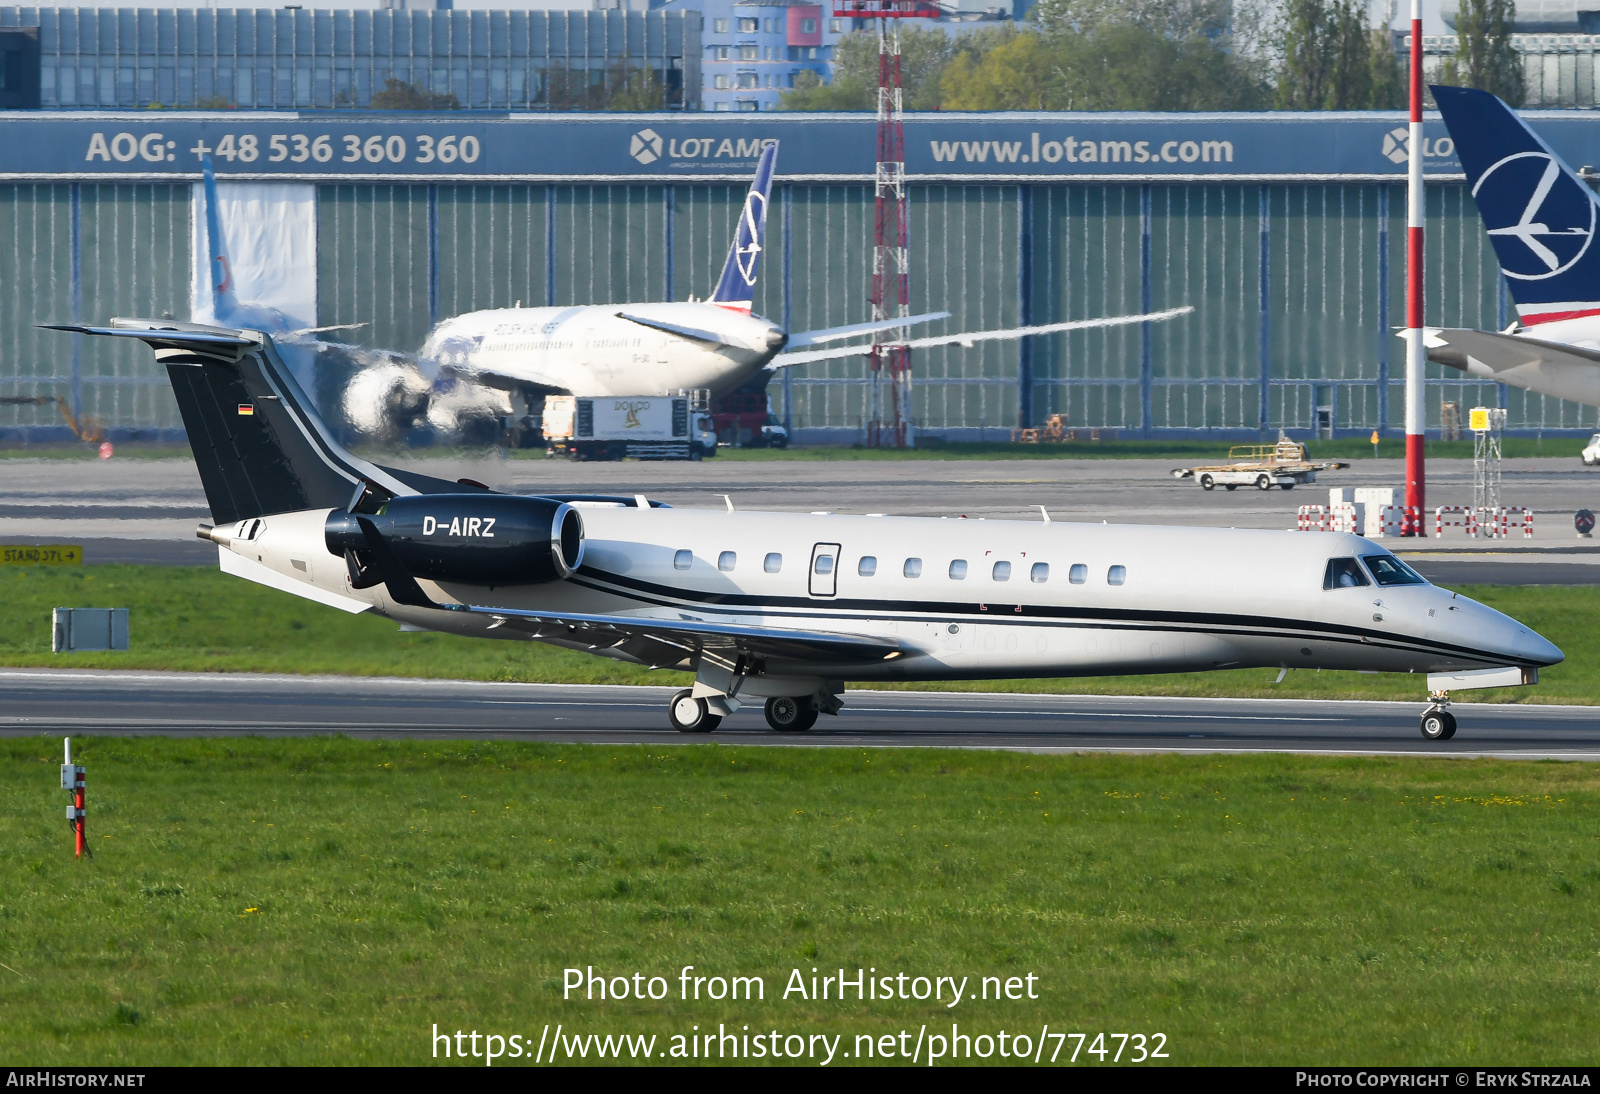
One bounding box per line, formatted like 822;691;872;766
1420;710;1455;740
1280;482;1295;490
1256;474;1274;491
1224;483;1238;491
669;689;721;733
1199;474;1215;491
765;695;818;733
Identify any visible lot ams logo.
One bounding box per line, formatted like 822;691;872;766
629;130;777;163
1473;150;1597;279
1381;127;1456;164
421;515;496;537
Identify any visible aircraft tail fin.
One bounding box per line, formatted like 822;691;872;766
201;155;241;322
1432;84;1600;326
40;319;470;523
709;142;778;313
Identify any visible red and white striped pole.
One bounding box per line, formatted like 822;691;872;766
1404;0;1427;533
63;737;86;857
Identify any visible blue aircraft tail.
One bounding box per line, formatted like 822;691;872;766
1432;84;1600;326
201;155;240;322
709;142;778;312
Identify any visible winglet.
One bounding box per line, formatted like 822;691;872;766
201;154;240;322
1432;84;1600;326
709;143;778;313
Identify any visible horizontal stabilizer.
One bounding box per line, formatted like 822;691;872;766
616;311;728;345
771;306;1194;367
1424;326;1600;373
786;311;952;349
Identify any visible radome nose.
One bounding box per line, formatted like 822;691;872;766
1513;625;1564;667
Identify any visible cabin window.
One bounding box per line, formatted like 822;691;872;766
764;552;782;573
1363;554;1427;586
1108;565;1126;586
903;557;922;578
992;561;1011;581
673;549;693;570
949;559;968;580
1068;563;1087;584
1324;557;1370;589
718;551;736;572
1031;562;1049;583
858;555;877;576
813;554;834;575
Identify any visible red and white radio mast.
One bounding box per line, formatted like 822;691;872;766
833;0;938;448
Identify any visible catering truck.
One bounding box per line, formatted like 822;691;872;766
542;393;719;461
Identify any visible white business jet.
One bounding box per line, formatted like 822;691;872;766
45;318;1559;741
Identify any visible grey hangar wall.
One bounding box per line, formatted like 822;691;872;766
0;109;1591;442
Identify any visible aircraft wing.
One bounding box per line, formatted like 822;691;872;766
616;311;729;345
1424;326;1600;373
786;311;952;348
770;307;1195;367
463;604;906;668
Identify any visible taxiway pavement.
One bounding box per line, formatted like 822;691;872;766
5;454;1599;583
3;669;1595;760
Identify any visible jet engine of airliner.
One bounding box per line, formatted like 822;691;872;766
325;494;584;588
340;362;511;446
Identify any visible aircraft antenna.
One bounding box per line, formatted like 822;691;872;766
835;0;937;449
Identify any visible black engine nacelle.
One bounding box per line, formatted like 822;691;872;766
325;494;584;586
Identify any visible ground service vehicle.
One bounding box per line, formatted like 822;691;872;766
1172;436;1351;492
542;394;718;462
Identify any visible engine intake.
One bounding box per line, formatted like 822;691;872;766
325;494;584;586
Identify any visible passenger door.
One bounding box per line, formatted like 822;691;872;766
809;542;840;597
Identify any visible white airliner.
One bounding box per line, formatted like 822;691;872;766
47;317;1562;741
343;143;1192;439
1425;86;1600;414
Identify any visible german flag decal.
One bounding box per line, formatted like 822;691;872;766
237;403;254;416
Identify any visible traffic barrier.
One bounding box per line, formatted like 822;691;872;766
1498;506;1534;539
1378;505;1406;537
1297;505;1328;531
1435;505;1478;538
1330;502;1359;534
1401;505;1425;537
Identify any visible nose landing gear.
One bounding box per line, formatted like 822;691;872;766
1420;691;1456;740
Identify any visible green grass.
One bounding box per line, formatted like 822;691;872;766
0;564;1592;705
0;738;1596;1065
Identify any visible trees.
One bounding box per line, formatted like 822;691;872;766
369;77;459;111
1274;0;1404;109
1438;0;1523;106
780;23;971;111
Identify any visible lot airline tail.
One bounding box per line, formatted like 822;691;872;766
1433;84;1600;326
709;142;778;313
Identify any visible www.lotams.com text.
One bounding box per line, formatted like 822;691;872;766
431;1024;1169;1066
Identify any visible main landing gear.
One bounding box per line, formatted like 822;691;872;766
668;689;721;733
1420;691;1457;740
763;695;818;733
665;690;825;733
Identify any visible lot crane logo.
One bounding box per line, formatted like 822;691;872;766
1472;150;1596;279
734;187;767;286
630;129;664;165
617;399;650;428
1382;127;1409;164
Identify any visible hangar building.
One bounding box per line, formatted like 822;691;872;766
0;107;1592;443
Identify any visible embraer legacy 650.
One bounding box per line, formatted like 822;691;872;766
46;319;1562;740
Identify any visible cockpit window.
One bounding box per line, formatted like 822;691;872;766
1362;554;1427;586
1324;557;1370;589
